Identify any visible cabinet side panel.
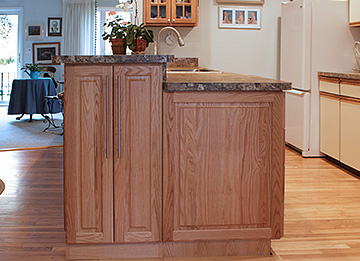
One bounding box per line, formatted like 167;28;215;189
270;92;285;239
64;65;113;244
114;65;162;243
163;92;281;242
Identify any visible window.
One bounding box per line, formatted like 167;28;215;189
96;8;131;55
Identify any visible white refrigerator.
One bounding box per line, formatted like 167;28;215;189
280;0;359;157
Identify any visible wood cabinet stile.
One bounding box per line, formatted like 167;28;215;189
64;65;114;244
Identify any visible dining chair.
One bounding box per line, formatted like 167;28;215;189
0;179;5;195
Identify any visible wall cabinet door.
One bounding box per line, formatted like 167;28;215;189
163;92;285;242
349;0;360;27
144;0;198;27
171;0;198;26
113;65;163;243
64;65;114;244
319;93;340;160
340;98;360;170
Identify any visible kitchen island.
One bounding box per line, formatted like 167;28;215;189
54;55;291;260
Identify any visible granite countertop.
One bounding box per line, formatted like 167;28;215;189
165;72;292;92
54;55;291;92
53;55;174;64
318;71;360;80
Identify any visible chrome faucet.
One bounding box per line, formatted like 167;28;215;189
155;26;185;55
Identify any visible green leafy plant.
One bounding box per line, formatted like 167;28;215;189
21;63;44;73
125;23;154;51
0;57;14;65
102;16;128;42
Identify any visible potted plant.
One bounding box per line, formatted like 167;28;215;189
125;23;154;54
21;63;43;79
102;16;128;55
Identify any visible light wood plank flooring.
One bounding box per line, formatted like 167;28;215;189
0;147;360;260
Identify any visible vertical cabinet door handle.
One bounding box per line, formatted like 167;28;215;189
106;75;109;159
118;75;121;159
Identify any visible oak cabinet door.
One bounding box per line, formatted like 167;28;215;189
144;0;171;25
64;65;114;244
320;93;340;160
163;92;285;242
171;0;198;26
144;0;198;27
113;65;163;243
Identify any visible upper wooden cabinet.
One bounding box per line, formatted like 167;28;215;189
144;0;198;27
349;0;360;27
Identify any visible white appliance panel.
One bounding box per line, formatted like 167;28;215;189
280;0;307;91
284;90;310;152
280;0;358;157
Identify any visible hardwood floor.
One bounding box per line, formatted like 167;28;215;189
0;147;360;260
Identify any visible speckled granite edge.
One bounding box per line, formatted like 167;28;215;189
53;55;175;64
164;82;291;92
54;55;174;84
318;71;360;80
167;57;199;68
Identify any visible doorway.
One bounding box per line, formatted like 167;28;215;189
0;8;22;106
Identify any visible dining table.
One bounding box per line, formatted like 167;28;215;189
7;78;62;121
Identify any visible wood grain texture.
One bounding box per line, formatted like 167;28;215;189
162;239;270;258
114;65;162;243
0;179;4;195
67;242;160;260
64;65;113;244
163;92;284;242
3;147;360;259
143;0;198;26
270;92;285;239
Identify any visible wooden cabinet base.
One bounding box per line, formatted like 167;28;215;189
66;240;271;260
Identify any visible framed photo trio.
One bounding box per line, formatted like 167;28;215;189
219;7;261;29
32;42;61;65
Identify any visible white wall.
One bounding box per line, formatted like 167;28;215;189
0;0;290;80
151;0;283;79
0;0;63;79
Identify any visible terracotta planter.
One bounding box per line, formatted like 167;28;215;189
110;38;126;55
132;38;147;55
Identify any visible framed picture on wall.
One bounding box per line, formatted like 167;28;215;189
47;17;62;37
33;42;61;65
216;0;264;5
25;24;43;40
219;7;261;29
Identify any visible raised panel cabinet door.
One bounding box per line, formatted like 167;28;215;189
319;93;340;160
64;65;114;244
163;92;285;242
340;98;360;171
113;65;163;243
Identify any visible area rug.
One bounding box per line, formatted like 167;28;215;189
0;106;63;150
